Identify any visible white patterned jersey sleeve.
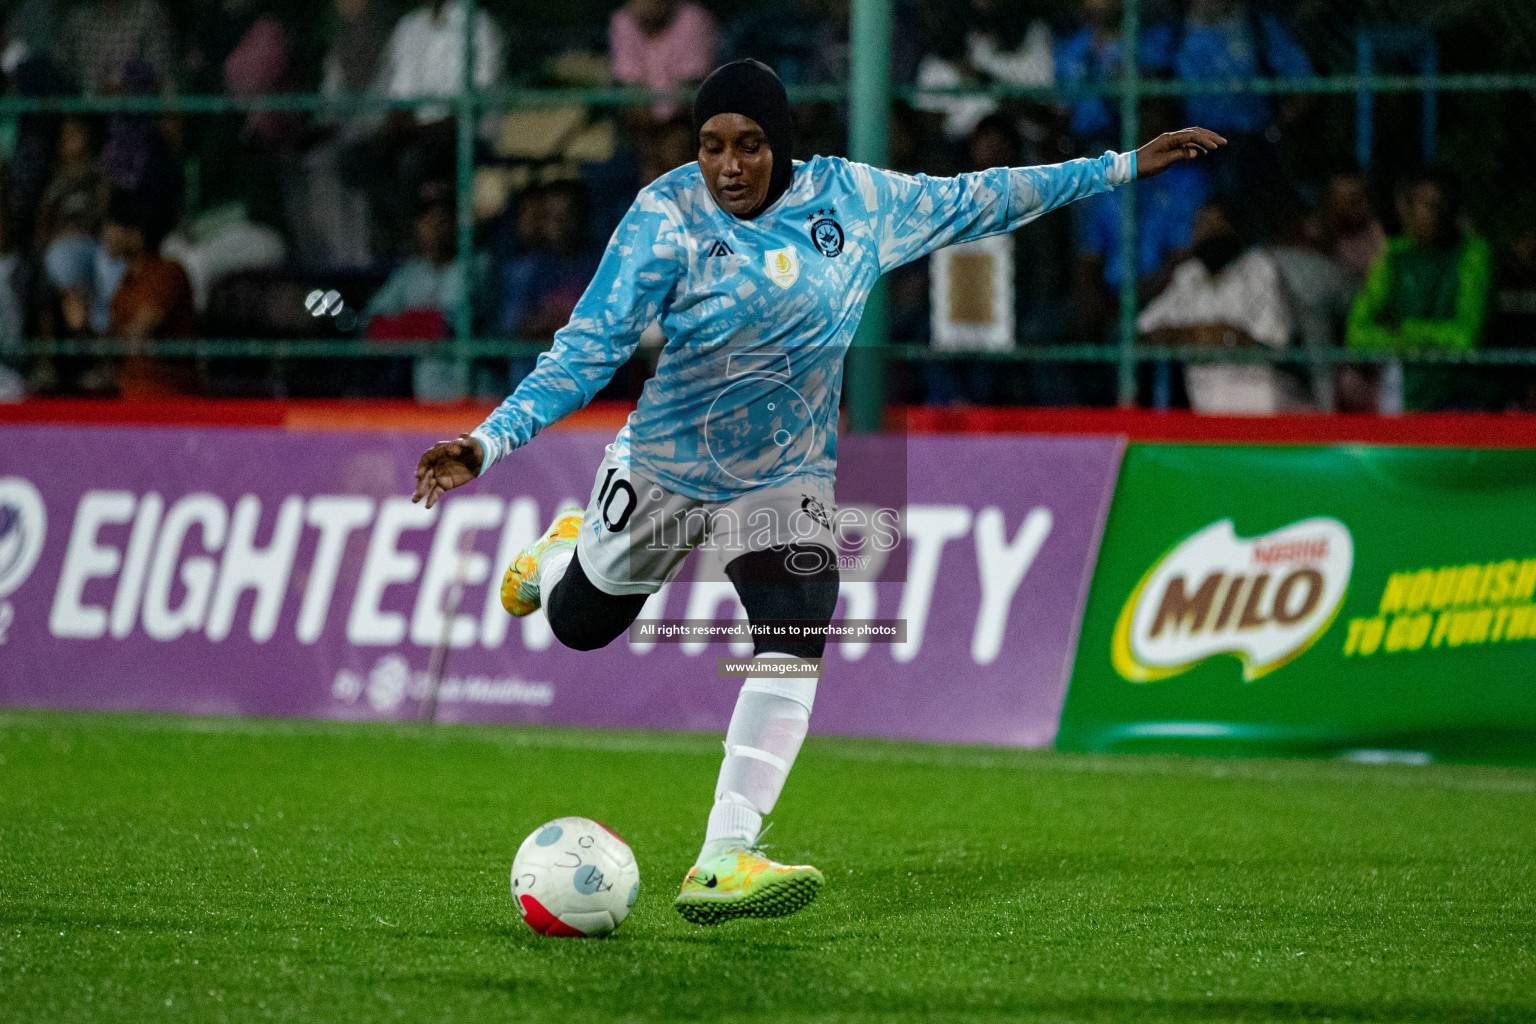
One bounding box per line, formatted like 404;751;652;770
470;189;687;472
851;150;1136;274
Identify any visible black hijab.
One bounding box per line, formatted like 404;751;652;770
692;59;795;217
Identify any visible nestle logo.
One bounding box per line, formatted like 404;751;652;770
1252;537;1329;566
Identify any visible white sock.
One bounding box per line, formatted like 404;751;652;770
704;797;762;859
697;654;817;865
539;548;574;601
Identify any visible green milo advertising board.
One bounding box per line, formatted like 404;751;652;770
1058;444;1536;763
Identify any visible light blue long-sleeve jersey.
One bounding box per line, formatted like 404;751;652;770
472;151;1135;500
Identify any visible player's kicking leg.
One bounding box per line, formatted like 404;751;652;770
499;446;674;641
500;505;584;617
499;503;654;655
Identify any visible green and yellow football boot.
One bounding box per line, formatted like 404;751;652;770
499;505;584;617
673;850;824;925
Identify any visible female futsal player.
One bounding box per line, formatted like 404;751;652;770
413;60;1224;924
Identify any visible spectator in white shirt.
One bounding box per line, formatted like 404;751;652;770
372;0;503;256
380;0;502;121
1138;202;1302;414
288;0;392;269
915;0;1054;140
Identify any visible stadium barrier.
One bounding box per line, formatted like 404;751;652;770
0;422;1117;747
1059;442;1536;764
4;409;1534;761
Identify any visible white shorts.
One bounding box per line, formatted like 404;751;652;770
575;444;838;596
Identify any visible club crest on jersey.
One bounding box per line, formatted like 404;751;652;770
807;209;844;258
765;246;800;289
799;494;831;530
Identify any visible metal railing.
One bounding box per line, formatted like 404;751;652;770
5;0;1534;420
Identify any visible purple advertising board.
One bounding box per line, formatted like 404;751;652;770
0;426;1120;746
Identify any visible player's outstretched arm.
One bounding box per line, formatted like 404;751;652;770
432;192;685;490
413;434;484;509
1134;127;1227;178
857;127;1225;273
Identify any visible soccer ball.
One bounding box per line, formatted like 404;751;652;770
511;817;640;937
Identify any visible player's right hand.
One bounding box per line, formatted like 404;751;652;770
413;434;485;509
1134;127;1227;178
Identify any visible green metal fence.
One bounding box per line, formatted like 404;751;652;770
7;0;1536;424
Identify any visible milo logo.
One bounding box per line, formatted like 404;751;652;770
1112;517;1353;682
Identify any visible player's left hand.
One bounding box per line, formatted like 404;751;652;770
412;434;484;509
1135;127;1227;179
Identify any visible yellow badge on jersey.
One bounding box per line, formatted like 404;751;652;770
764;246;801;289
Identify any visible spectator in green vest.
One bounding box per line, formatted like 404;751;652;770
1344;169;1493;412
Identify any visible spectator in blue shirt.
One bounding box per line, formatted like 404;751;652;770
1055;0;1175;152
1076;163;1211;304
1174;0;1312;238
1173;0;1312;136
496;182;600;345
495;181;602;390
1073;101;1212;339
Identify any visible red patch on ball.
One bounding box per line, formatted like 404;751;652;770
518;894;586;937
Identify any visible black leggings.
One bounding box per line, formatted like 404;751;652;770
546;545;840;659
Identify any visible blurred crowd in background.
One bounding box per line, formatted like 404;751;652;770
1;0;1535;412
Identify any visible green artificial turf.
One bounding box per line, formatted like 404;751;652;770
1;710;1533;1023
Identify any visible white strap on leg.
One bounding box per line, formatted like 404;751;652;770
741;654;818;713
723;743;792;775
